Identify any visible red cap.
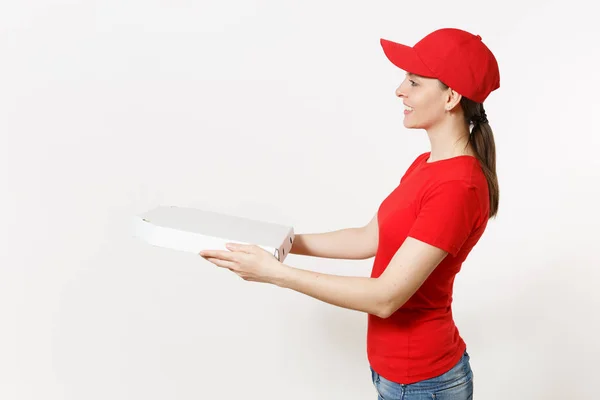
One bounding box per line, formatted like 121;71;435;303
380;28;500;103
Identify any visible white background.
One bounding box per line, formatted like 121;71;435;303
1;0;599;399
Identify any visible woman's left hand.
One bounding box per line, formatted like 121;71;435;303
200;243;285;284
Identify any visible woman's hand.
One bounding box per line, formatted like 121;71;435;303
200;243;286;284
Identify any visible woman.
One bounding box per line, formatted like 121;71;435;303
200;27;500;399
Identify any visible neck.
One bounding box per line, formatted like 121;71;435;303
425;115;473;162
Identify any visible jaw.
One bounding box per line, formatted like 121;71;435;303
403;114;418;129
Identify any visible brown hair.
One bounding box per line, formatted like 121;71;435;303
440;81;499;219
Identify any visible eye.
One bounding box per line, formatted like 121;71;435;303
409;79;417;87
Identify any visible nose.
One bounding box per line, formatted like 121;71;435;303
395;80;407;98
395;86;404;98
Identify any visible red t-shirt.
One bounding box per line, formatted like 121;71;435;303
367;152;489;384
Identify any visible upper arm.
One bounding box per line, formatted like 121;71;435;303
375;180;482;317
377;237;448;317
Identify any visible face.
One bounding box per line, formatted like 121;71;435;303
395;72;457;130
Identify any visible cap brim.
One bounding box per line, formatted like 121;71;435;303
380;38;435;78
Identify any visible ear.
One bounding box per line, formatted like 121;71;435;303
444;88;462;111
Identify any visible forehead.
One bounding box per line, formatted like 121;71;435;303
406;72;440;85
406;72;426;79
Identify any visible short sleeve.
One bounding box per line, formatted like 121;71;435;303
407;180;481;257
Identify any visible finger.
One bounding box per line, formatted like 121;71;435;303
199;250;237;262
204;257;237;270
225;243;257;253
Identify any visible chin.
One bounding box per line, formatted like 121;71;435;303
403;116;426;130
403;120;418;129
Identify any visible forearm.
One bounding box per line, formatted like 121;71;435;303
273;264;389;318
290;229;375;260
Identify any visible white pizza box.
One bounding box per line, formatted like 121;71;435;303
132;205;295;262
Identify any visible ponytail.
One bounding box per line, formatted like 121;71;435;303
467;102;499;219
438;81;500;218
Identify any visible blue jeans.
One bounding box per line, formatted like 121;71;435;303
370;351;473;399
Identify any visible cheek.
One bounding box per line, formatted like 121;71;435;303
406;98;445;128
416;93;444;118
410;89;432;107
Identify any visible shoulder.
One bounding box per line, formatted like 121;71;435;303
443;157;489;212
439;156;485;180
407;177;486;257
422;176;488;230
426;156;488;195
